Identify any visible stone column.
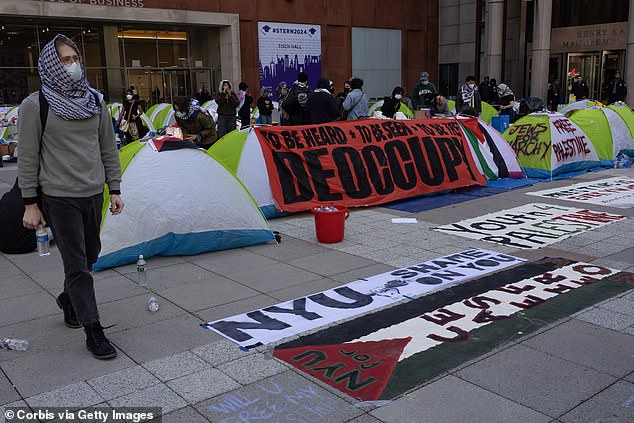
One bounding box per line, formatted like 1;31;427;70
485;0;505;80
219;21;241;88
102;25;123;103
626;0;634;105
529;0;552;101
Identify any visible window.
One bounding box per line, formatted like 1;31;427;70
552;0;628;28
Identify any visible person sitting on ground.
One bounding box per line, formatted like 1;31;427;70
307;77;339;124
256;87;275;125
173;96;217;149
381;87;404;118
215;80;239;138
430;95;451;117
342;77;369;120
455;75;482;116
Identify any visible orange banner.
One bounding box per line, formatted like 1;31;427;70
254;119;487;212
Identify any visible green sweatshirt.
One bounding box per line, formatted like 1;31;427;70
18;91;122;202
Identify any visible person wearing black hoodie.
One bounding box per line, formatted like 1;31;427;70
381;87;404;118
215;80;240;138
308;77;339;124
335;80;352;118
282;71;311;125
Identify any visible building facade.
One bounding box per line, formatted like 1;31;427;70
439;0;633;105
0;0;438;106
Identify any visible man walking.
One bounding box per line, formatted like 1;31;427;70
19;35;123;359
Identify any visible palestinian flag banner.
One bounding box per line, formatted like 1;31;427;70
274;258;634;401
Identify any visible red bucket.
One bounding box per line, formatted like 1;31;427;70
312;205;350;243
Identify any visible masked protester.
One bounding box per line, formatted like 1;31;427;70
336;80;351;118
411;71;437;109
215;80;239;138
455;75;482;116
381;86;404;118
18;34;123;360
256;87;275;125
173;97;217;148
116;89;147;144
307;77;339;124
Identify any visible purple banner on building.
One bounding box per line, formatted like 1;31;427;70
258;22;322;98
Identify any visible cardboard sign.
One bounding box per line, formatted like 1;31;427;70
202;249;525;348
435;203;626;249
254;119;487;212
527;177;634;209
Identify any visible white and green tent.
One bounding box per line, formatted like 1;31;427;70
559;99;597;115
369;100;415;119
93;139;274;270
568;107;634;166
145;103;175;130
447;100;498;124
503;112;601;179
607;104;634;141
208;128;284;218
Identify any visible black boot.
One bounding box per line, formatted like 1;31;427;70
56;292;81;329
84;321;117;360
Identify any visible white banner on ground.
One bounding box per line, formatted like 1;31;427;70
527;177;634;209
202;249;526;347
435;203;626;249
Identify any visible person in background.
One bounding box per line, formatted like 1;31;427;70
307;77;339;124
116;89;147;145
411;71;437;110
19;34;123;360
282;71;311;126
237;82;252;127
607;71;627;103
129;85;138;100
489;78;500;105
215;79;239;138
151;86;161;105
275;81;289;126
342;77;369;120
572;75;589;100
335;80;351;118
381;86;404;118
497;81;517;122
430;95;451;117
479;76;492;103
547;77;563;111
455;75;482;116
196;85;212;104
328;80;335;95
173;97;217;149
257;87;274;125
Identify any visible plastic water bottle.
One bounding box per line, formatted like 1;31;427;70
1;338;29;351
36;224;50;256
136;255;148;287
148;296;159;312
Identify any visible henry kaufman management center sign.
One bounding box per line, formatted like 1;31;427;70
254;119;487;212
435;203;626;249
202;249;525;348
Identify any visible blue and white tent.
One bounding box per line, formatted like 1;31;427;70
93;139;274;270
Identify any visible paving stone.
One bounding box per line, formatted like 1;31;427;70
216;354;287;385
576;308;634;331
98;294;186;333
194;371;362;423
597;297;634;318
1;342;135;397
192;339;256;367
0;401;27;423
158;276;260;311
245;237;332;262
455;344;616;417
113;255;188;275
268;277;345;302
142;351;209;382
166;368;240;404
626;371;634;383
107;314;215;363
87;365;160;401
0;290;58;327
93;274;147;304
345;414;385;423
116;262;214;291
224;262;322;292
559;380;634;423
194;294;279;323
370;375;550;423
0;274;44;301
605;247;634;264
26;382;102;408
108;384;187;415
187;249;279;274
158;406;209;423
6;251;63;276
0;373;18;406
328;263;397;283
522;319;634;377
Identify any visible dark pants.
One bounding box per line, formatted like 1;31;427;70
259;114;272;125
217;115;236;138
43;194;103;325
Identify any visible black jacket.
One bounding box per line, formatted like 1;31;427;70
307;90;339;124
257;96;274;116
0;178;36;254
607;78;627;103
381;97;402;118
547;83;563;109
282;82;311;125
572;81;589;100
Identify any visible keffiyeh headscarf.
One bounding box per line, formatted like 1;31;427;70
38;34;101;120
175;99;205;121
459;83;475;103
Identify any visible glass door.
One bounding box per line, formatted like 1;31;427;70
600;50;625;103
566;53;600;100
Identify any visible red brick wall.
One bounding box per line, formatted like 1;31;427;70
143;0;439;95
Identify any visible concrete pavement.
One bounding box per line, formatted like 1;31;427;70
1;161;633;423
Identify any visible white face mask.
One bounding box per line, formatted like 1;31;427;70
394;94;402;100
468;83;475;89
65;62;82;82
126;94;133;100
175;110;186;119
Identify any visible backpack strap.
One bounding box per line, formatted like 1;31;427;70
39;90;49;136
